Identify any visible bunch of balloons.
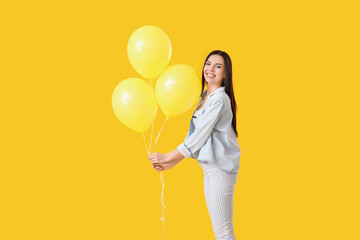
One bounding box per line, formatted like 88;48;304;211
112;25;201;140
112;25;201;239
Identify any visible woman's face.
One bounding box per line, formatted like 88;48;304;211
203;54;226;86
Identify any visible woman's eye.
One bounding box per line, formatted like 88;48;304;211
217;66;221;68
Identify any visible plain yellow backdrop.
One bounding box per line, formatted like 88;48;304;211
1;0;359;239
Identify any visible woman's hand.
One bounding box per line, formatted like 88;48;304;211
148;150;184;172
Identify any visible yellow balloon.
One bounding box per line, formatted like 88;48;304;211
112;78;157;133
127;25;172;80
155;64;202;118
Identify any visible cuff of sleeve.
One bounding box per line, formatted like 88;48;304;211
177;143;192;159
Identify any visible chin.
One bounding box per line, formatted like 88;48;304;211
205;78;215;83
205;79;220;85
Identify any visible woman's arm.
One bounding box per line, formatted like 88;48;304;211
177;96;224;158
149;95;225;171
168;148;185;161
148;149;185;172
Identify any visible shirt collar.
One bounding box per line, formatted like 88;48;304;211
201;86;225;99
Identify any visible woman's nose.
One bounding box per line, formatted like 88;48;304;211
208;66;215;72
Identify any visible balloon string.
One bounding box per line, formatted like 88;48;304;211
148;79;168;240
160;171;167;240
152;118;167;151
150;120;154;153
142;133;150;155
144;131;167;240
149;78;154;153
155;118;168;240
150;115;168;240
152;118;168;240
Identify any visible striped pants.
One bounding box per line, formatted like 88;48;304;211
198;160;238;240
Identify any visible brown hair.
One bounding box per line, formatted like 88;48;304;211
201;50;238;137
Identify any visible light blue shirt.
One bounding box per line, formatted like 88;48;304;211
177;87;241;174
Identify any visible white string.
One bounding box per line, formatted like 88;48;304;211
142;133;150;155
155;118;168;240
152;117;167;151
160;171;167;240
145;79;169;240
143;129;167;240
149;78;155;153
150;121;154;152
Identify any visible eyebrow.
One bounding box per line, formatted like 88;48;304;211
206;60;223;66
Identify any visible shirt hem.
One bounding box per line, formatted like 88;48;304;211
197;159;239;175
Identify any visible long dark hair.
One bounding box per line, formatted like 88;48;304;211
200;50;238;138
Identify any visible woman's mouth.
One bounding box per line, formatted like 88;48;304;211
206;73;216;78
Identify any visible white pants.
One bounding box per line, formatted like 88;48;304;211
198;161;238;240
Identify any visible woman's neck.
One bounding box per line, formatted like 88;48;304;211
206;84;222;96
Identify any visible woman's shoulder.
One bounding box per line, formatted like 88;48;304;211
210;92;231;111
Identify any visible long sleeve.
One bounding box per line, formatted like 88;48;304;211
177;97;224;158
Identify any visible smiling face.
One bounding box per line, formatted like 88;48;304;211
203;54;226;87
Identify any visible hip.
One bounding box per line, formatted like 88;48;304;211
198;160;238;177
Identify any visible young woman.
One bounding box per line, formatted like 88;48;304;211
148;50;241;240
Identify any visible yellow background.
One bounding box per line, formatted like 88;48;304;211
1;0;359;239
